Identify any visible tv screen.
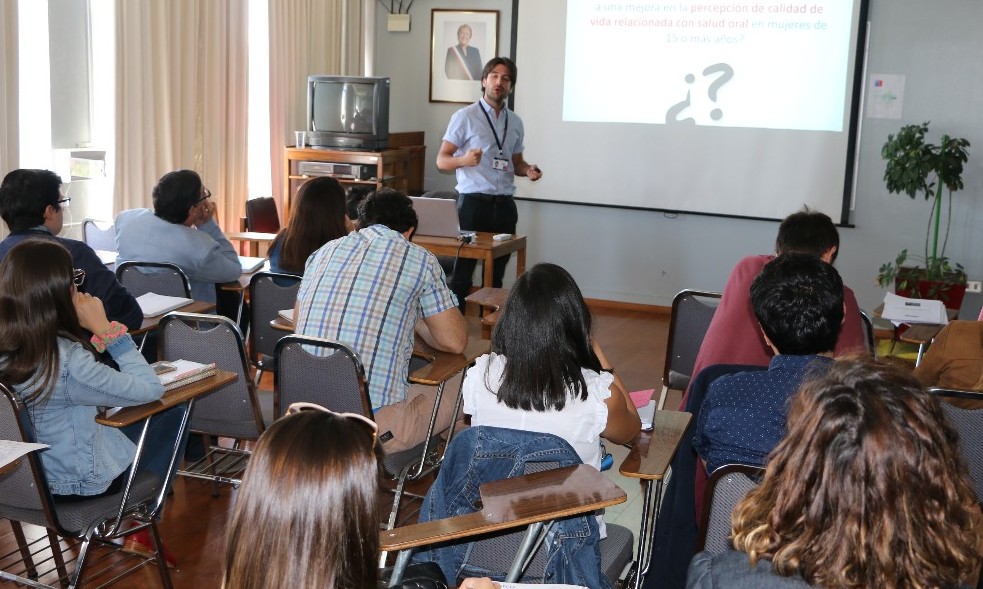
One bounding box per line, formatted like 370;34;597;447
307;76;390;149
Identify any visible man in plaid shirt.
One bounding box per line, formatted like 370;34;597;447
295;189;467;452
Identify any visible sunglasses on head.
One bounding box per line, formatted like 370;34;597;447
285;402;378;445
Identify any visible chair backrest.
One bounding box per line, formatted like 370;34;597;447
116;261;191;299
245;196;280;233
159;312;265;439
248;272;301;363
696;464;765;554
274;335;372;418
929;388;983;501
82;218;117;252
663;290;722;391
0;384;55;525
859;309;876;356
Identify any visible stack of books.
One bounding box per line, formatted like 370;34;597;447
154;360;219;391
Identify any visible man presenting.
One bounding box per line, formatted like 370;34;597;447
294;189;467;454
437;57;542;307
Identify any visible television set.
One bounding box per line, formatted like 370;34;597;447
307;75;390;149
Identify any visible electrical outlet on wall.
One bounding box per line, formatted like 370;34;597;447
967;280;982;294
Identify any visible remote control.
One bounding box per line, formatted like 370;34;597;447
492;233;512;241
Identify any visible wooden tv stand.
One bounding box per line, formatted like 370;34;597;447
282;131;425;222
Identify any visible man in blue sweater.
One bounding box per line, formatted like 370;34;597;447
0;169;142;330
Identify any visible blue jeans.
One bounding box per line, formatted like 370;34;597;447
413;426;607;588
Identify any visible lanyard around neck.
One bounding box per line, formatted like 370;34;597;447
479;101;508;155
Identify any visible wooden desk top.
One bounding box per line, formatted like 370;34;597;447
619;410;693;481
464;287;509;311
412;232;527;258
379;464;626;551
133;300;217;336
95;370;237;427
270;317;488;385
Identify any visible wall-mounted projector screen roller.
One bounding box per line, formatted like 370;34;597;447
512;0;869;223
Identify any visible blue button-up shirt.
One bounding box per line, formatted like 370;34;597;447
443;98;526;195
693;354;834;473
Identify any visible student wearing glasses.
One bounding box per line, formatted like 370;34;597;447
115;169;240;303
0;169;143;331
0;239;186;563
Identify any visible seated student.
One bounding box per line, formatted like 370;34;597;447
0;240;185;563
294;189;467;454
267;176;350;276
684;209;865;409
115;169;240;303
222;405;380;589
913;319;983;391
0;169;142;331
687;358;983;589
463;262;641;477
693;253;843;474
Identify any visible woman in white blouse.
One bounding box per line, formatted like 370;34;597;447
462;263;641;470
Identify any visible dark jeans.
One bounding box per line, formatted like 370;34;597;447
448;193;518;309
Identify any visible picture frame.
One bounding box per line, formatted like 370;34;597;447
430;9;499;104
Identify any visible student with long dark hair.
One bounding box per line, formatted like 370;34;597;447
222;406;380;589
463;262;640;471
687;358;983;588
268;176;350;275
0;239;184;562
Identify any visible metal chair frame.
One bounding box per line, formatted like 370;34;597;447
657;290;722;410
0;383;192;588
695;463;765;554
246;272;301;386
274;335;463;534
115;262;192;299
159;312;265;493
81;219;117;253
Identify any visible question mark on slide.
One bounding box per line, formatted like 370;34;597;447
665;73;696;124
702;63;734;121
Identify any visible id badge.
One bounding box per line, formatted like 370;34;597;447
492;157;510;172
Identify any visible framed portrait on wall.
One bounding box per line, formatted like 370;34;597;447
430;9;499;104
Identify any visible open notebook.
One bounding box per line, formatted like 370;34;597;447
135;293;193;317
239;256;266;273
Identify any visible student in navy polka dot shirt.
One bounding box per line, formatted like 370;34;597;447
693;253;844;474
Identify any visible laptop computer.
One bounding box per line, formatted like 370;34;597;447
410;196;469;238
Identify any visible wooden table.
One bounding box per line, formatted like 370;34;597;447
380;464;626;586
227;231;276;257
413;232;527;290
133;300;217;336
618;410;694;589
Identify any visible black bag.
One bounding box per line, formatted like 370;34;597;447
378;561;449;589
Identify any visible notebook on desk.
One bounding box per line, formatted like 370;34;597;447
239;256;266;273
410;196;467;238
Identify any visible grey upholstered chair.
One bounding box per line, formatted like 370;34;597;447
696;464;765;554
657;290;722;409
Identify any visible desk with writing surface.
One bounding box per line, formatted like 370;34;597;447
618;410;694;589
380;463;626;586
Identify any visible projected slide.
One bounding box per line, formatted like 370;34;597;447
513;0;867;221
564;1;852;131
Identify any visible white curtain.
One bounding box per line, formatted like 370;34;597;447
267;0;364;216
0;0;18;178
114;0;248;233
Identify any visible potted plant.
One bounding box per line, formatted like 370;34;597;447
876;122;971;310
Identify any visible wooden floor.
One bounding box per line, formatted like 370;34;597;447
0;305;670;588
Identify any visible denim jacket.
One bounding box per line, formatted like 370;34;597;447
414;426;608;589
11;335;164;496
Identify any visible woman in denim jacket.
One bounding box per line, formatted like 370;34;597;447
0;240;168;499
